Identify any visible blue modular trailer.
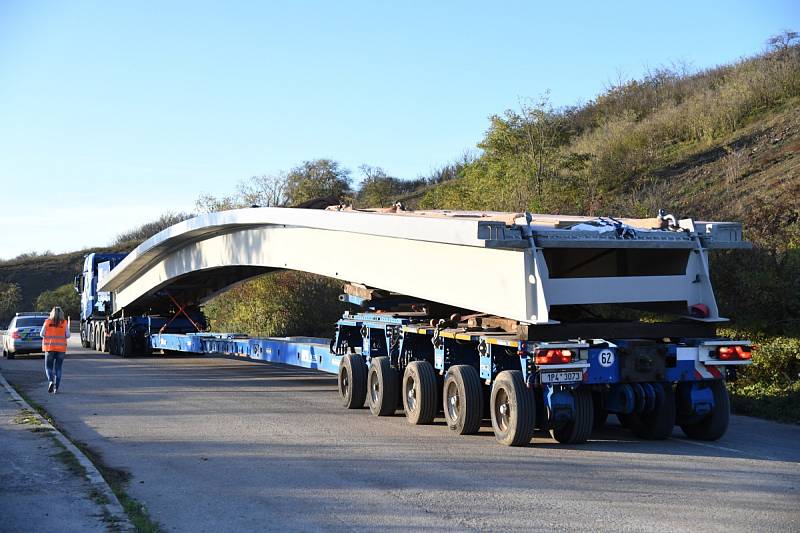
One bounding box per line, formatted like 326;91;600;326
147;308;752;447
74;239;752;446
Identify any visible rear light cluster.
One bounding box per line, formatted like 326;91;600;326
10;329;20;339
535;349;573;365
716;345;752;360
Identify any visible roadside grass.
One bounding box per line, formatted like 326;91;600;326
15;388;162;533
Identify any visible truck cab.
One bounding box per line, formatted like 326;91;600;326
74;252;128;348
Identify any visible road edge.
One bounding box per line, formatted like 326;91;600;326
0;371;134;532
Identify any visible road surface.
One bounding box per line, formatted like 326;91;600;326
1;338;798;532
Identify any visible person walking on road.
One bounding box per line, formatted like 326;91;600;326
40;306;70;394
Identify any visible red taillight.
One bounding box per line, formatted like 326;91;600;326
735;345;752;360
535;349;573;365
10;329;20;339
717;345;751;360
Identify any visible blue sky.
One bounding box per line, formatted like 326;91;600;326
0;0;797;258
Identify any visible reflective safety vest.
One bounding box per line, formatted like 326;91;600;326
42;319;67;353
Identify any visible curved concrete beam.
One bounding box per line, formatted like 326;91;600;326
100;208;537;322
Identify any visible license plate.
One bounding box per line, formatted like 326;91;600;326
540;371;583;384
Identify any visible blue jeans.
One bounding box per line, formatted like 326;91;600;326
45;351;65;388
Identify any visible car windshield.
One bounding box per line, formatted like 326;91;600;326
16;317;47;328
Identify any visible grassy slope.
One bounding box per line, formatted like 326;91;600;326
653;98;799;219
0;242;136;313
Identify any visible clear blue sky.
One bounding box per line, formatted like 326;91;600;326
0;0;797;258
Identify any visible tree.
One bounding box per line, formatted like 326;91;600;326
0;282;22;325
195;173;290;213
766;29;799;56
356;166;402;207
35;283;80;320
195;193;240;214
284;159;352;206
237;174;288;207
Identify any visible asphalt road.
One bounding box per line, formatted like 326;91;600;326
1;338;798;532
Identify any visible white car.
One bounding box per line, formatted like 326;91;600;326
2;312;48;359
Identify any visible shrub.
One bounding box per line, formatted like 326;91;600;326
35;283;80;320
203;271;345;338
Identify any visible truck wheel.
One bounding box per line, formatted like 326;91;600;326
490;370;535;446
338;354;367;409
98;324;107;353
120;334;133;358
403;361;437;425
88;324;96;350
620;383;675;440
679;380;730;441
443;365;483;435
550;387;594;444
592;391;608;430
367;356;399;416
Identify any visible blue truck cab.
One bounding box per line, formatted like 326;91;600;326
74;252;128;348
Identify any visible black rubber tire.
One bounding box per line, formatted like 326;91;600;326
81;325;90;348
620;383;676;440
443;365;483;435
338;354;367;409
550;387;594;444
99;324;107;353
592;391;608;430
679;380;730;441
108;333;118;356
367;356;399;416
7;352;14;360
490;370;535;447
402;361;438;425
120;334;133;358
89;323;97;350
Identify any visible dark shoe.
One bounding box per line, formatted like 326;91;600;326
52;387;58;394
48;382;54;393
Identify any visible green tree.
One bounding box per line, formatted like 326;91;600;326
284;159;352;206
357;165;396;207
35;283;80;320
0;282;22;325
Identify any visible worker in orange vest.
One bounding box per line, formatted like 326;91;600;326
40;306;70;394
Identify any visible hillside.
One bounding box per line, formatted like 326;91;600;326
0;243;135;317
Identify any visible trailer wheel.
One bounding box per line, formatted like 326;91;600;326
592;391;608;430
620;383;676;440
679;380;730;441
490;370;535;446
338;354;367;409
403;361;437;425
442;365;483;435
367;356;399;416
550;387;594;444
